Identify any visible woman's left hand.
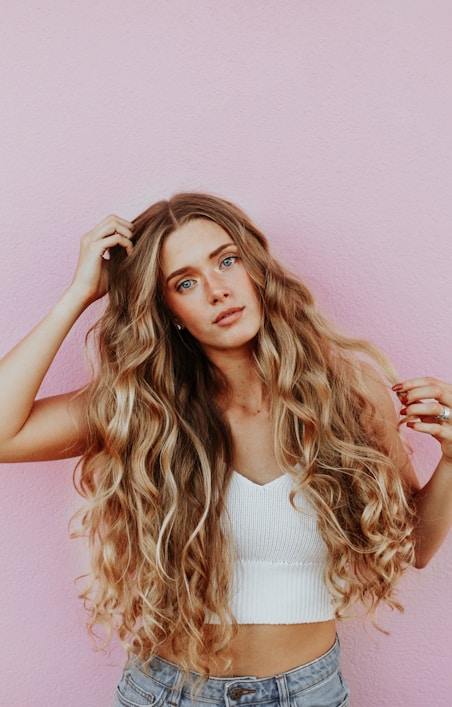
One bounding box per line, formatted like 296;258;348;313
393;377;452;461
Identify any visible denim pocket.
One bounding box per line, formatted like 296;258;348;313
115;668;168;707
291;668;350;707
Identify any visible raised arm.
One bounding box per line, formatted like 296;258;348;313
0;215;134;463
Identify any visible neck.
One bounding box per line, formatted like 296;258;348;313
211;350;267;415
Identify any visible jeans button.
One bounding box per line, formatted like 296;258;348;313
229;686;244;700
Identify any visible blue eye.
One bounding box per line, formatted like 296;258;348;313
176;279;195;291
221;255;237;268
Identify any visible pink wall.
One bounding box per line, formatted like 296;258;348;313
1;2;451;704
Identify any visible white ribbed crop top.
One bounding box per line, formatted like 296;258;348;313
221;471;335;624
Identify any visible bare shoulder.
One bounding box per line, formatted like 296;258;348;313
0;388;89;463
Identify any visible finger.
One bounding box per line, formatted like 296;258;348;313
98;214;135;231
393;377;436;391
395;386;437;405
88;232;134;257
110;215;135;231
406;419;452;440
110;224;135;241
400;401;447;419
418;416;451;426
109;217;135;240
393;377;452;398
394;384;449;406
87;215;135;242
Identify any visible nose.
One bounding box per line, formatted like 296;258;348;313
207;273;230;303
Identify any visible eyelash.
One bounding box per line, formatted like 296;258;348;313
176;279;196;292
175;255;239;292
220;255;237;269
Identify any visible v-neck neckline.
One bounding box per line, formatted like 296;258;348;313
232;470;287;489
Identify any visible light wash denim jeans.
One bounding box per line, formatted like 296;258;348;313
114;636;350;707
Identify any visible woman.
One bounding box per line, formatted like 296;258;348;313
0;193;451;707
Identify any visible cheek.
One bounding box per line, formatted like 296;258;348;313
164;289;185;317
245;278;261;309
166;295;199;330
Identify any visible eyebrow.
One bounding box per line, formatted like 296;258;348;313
165;242;236;285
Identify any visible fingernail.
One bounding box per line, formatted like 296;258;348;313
400;408;407;415
406;421;416;428
392;384;403;392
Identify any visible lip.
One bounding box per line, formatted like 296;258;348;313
213;306;245;325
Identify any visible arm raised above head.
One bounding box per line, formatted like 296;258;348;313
0;215;135;463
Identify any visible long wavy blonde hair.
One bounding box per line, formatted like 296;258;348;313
75;193;415;674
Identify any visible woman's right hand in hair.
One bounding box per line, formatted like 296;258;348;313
69;215;135;305
0;215;134;463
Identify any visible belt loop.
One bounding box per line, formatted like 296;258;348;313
167;665;184;707
275;673;291;707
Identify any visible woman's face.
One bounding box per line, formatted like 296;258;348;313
161;218;262;362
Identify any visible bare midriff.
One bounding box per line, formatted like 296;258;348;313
158;619;337;678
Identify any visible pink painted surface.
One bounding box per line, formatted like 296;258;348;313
1;2;451;705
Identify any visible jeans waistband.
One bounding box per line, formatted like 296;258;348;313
143;635;341;703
